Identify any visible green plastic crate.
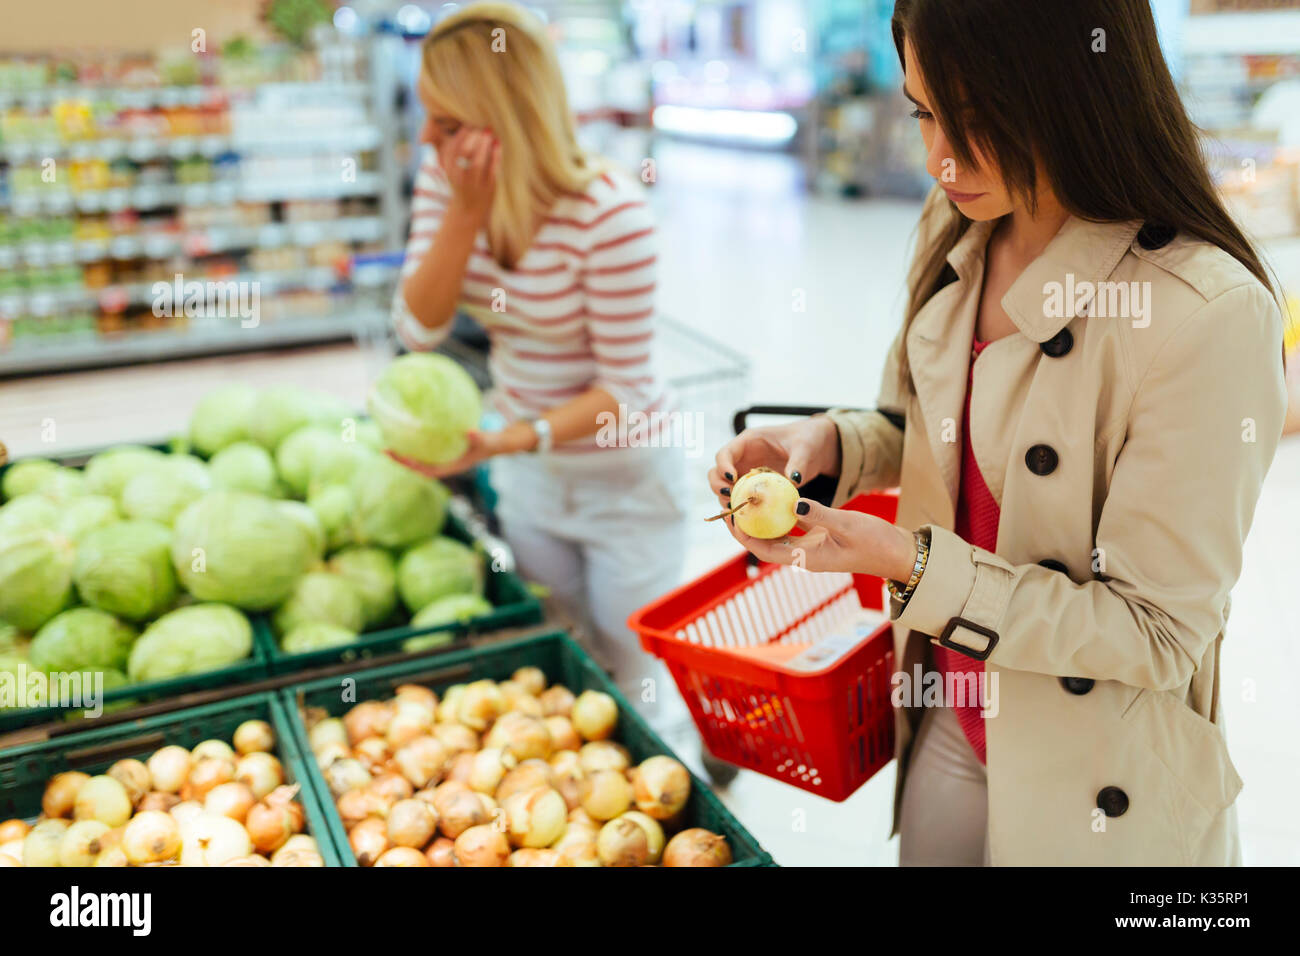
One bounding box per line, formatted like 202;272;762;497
253;511;542;676
0;692;343;866
280;629;775;867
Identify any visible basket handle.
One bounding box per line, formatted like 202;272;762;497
63;732;168;771
731;404;833;436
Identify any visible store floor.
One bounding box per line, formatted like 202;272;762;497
3;142;1297;866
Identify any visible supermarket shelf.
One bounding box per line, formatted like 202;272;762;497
1184;11;1300;55
0;127;383;163
0;82;369;110
0;173;385;213
0;308;384;377
0;215;386;269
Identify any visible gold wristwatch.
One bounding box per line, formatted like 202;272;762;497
886;527;931;611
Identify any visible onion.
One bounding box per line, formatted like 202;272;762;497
353;737;392;774
453;824;510;867
137;791;180;813
432;722;479;756
509;848;568;866
180;812;251;866
233;720;275;755
94;847;129;867
234;752;284;799
59;820;111;867
503;787;567;848
0;838;25;861
188;757;235;801
192;739;236;763
571;691;618;741
579;741;631;774
447;751;476;784
539;685;575;717
543;716;582;752
455;680;504;731
512;666;547;696
205;782;256;823
246;786;304;853
314;742;352;770
349;817;390;866
220;855;271;867
436;685;466;723
147;746;192;794
394;736;449;789
0;819;30;842
387;699;435;747
169;800;204;827
548;751;587;810
495;759;556;804
387;798;437;848
371;772;415;804
434;787;491;838
323;757;372;798
621;811;665;863
426;836;457;866
278;834;319;856
335;787;388;829
568;806;597;827
308;717;348;754
74;775;132;827
122;811;181;864
553;822;601;866
107;759;152;806
0;854;21;867
272;849;324;867
344;700;393;744
373;847;429;867
597;816;650;867
468;747;517;794
485;712;552;761
663;828;731;867
22;820;68;867
631;756;691;820
394;683;439;716
41;771;90;818
581;770;634;821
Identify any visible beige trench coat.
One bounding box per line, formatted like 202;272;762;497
827;188;1287;866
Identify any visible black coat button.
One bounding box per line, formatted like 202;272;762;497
1025;444;1058;475
1040;328;1073;357
1038;558;1069;574
1097;786;1129;817
1136;223;1177;250
1061;677;1095;695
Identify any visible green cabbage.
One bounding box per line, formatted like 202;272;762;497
307;484;355;551
397;537;484;614
0;494;59;535
208;441;278;496
1;458;59;500
272;571;364;636
29;608;138;674
367;353;481;464
73;520;177;621
0;529;75;631
83;446;168;501
171;491;317;610
402;594;492;651
328;547;398;627
276;425;375;499
0;655;30;709
349;457;450;549
355;420;384;450
56;495;120;542
281;622;359;654
189;384;259;456
127;603;253;682
0;622;28;658
120;455;210;527
248;386;353;451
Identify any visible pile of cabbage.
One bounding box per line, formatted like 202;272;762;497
0;380;492;703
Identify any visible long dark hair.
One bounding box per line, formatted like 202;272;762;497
891;0;1279;392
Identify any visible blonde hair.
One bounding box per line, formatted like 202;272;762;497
421;2;603;269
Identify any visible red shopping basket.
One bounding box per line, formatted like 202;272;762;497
629;491;899;802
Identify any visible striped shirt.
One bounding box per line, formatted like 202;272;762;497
392;151;669;454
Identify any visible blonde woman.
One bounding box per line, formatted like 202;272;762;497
389;4;700;752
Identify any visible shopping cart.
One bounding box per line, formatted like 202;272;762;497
629;404;898;802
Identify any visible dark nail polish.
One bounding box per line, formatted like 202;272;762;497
724;472;734;482
790;471;802;484
720;487;730;496
730;515;735;527
796;501;810;516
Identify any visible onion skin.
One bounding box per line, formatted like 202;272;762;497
204;782;256;823
0;819;31;842
394;736;449;789
446;751;476;784
42;771;90;818
233;720;275;755
468;747;517;794
308;718;348;754
188;758;236;802
543;716;582;752
193;739;236;763
60;820;111;867
137;791;181;814
349;817;390;866
581;770;634;821
502;787;567;848
596;816;650;867
335;786;389;829
495;759;555;804
548;752;587;811
387;798;437;848
107;759;152;807
246;787;304;854
456;681;505;732
432;722;479;756
486;712;553;761
0;854;21;867
570;691;618;741
234;752;284;799
371;772;416;804
512;666;547;696
353;737;393;774
122;811;181;864
453;824;510;867
538;686;574;717
221;855;272;867
74;776;133;827
578;741;631;774
509;848;568;867
146;747;191;794
433;788;491;839
394;684;439;714
631;756;691;820
344;701;394;745
620;811;665;863
662;828;732;867
271;849;325;867
373;847;429;867
426;836;457;866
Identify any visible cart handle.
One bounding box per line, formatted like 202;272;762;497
731;404;832;436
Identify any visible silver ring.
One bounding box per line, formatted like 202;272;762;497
455;157;472;169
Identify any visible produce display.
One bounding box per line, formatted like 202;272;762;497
0;720;321;867
0;376;491;698
304;668;733;867
706;467;800;539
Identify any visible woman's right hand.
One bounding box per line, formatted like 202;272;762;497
707;416;842;507
439;127;500;225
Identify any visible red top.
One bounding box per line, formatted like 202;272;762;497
933;336;999;764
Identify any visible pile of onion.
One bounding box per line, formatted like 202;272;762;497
315;668;732;867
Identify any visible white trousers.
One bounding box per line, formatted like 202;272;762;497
489;444;691;731
898;705;991;866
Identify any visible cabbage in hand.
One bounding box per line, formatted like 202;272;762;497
367;353;481;465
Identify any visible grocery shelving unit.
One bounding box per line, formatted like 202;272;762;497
0;39;408;377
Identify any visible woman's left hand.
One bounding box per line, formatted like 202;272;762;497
387;425;532;479
723;497;918;582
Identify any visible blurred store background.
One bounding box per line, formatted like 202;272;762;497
1;0;1299;865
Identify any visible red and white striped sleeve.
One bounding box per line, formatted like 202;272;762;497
582;183;660;411
392;149;455;352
